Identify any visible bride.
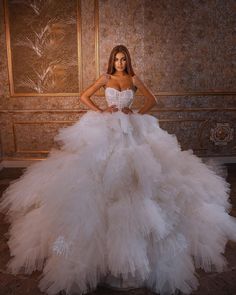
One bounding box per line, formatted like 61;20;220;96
1;45;236;295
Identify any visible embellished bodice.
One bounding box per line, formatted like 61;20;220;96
105;87;134;111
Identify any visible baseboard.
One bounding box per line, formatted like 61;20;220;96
1;156;236;169
201;156;236;164
1;159;43;168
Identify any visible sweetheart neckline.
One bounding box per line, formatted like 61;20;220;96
105;87;134;93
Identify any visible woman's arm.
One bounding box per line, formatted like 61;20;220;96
132;75;157;114
80;74;117;113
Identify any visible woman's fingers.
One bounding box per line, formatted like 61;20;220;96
103;105;118;113
103;106;133;113
111;105;118;112
121;107;133;114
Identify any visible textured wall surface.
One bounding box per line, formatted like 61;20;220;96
0;0;235;162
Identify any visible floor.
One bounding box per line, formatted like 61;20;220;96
0;165;236;295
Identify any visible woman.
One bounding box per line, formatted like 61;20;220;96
1;45;236;295
80;45;156;115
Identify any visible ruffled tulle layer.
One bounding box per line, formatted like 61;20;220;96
1;111;236;295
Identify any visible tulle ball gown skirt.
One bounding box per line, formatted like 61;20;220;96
1;111;236;295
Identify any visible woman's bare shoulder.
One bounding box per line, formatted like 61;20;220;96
98;73;111;83
90;73;111;88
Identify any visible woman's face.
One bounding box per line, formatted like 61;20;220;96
114;52;127;72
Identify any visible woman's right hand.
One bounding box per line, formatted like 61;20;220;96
103;105;118;113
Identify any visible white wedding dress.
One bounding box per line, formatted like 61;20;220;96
1;87;236;295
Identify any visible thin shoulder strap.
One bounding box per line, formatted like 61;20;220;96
132;74;137;84
131;75;138;92
104;73;111;88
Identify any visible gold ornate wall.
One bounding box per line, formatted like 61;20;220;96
0;0;235;162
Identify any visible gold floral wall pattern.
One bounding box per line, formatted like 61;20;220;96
5;0;81;96
98;0;236;95
97;0;236;158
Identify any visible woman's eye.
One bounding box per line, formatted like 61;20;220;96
115;58;125;62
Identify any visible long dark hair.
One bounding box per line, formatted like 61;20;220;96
107;45;135;76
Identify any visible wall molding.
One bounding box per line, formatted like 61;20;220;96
12;121;75;154
0;108;235;113
1;156;236;168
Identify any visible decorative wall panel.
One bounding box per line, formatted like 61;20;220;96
13;121;71;153
5;0;81;96
156;109;236;157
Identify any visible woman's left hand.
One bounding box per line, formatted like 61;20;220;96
121;107;133;114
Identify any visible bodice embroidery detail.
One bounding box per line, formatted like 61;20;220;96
105;87;134;111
